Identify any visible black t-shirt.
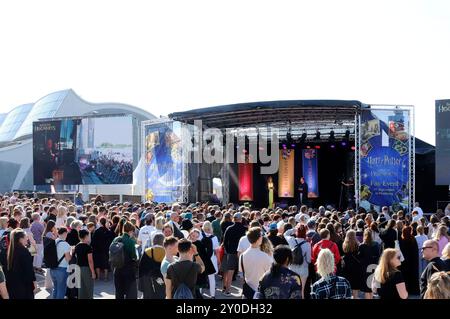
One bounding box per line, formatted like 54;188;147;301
74;243;93;267
377;271;404;299
268;234;288;248
167;260;202;296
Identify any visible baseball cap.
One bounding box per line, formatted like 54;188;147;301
234;212;242;220
269;223;278;231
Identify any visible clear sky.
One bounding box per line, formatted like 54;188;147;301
1;0;449;145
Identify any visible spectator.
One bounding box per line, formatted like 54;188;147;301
311;228;341;274
415;225;428;276
267;223;288;248
256;245;302;299
160;236;179;280
111;221;138;299
137;213;155;249
341;230;361;299
433;225;449;255
398;225;419;295
372;248;408;299
5;228;37;299
358;228;381;299
138;233;165;299
165;239;205;299
221;213;247;295
201;221;220;298
442;242;450;270
91;217;115;281
239;227;273;299
380;220;397;249
423;271;450;299
285;224;310;298
311;248;352;299
0;265;9;299
419;239;447;298
30;213;44;273
50;227;72;299
211;211;223;242
73;229;95;299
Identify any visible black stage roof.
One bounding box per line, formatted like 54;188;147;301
169;100;366;130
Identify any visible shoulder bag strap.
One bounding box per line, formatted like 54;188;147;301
56;240;66;265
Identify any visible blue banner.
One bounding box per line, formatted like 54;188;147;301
360;110;410;210
302;149;319;198
144;121;182;203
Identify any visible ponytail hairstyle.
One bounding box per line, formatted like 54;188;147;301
7;228;26;271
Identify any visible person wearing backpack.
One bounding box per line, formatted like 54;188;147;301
165;239;205;299
138;233;166;299
110;221;138;299
48;227;72;299
286;224;311;299
201;221;220;298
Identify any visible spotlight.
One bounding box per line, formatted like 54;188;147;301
351;146;356;151
330;144;336;149
315;145;321;149
291;144;295;148
282;144;287;149
306;145;311;149
341;141;347;147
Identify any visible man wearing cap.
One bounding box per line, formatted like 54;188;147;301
267;222;288;248
221;212;247;295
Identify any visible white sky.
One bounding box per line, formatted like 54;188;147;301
1;0;449;145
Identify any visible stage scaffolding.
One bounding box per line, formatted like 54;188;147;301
138;100;416;211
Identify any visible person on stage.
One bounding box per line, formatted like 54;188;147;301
298;177;308;207
341;177;355;209
267;176;274;209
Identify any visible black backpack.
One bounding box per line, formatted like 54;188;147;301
0;231;11;267
201;232;214;259
292;239;306;265
43;237;66;269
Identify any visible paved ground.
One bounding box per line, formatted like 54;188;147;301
35;269;244;299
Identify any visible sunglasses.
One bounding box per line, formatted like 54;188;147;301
421;246;433;250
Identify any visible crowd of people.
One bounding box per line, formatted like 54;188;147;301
0;191;449;300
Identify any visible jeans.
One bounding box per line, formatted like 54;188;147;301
50;267;68;299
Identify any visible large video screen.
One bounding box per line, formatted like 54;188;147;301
436;100;450;185
33;116;133;185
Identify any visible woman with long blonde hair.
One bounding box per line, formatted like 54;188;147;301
260;236;274;257
423;271;450;299
372;248;408;299
55;205;68;229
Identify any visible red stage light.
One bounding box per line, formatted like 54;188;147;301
351;146;356;151
315;145;320;149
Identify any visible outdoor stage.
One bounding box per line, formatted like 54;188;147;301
143;100;417;213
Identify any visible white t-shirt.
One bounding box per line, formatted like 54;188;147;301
138;225;156;246
413;206;424;218
55;239;71;268
237;235;251;254
239;247;273;291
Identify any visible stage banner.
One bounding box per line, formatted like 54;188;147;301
360;109;410;210
238;155;253;201
278;149;295;197
302;149;319;198
144;121;182;203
